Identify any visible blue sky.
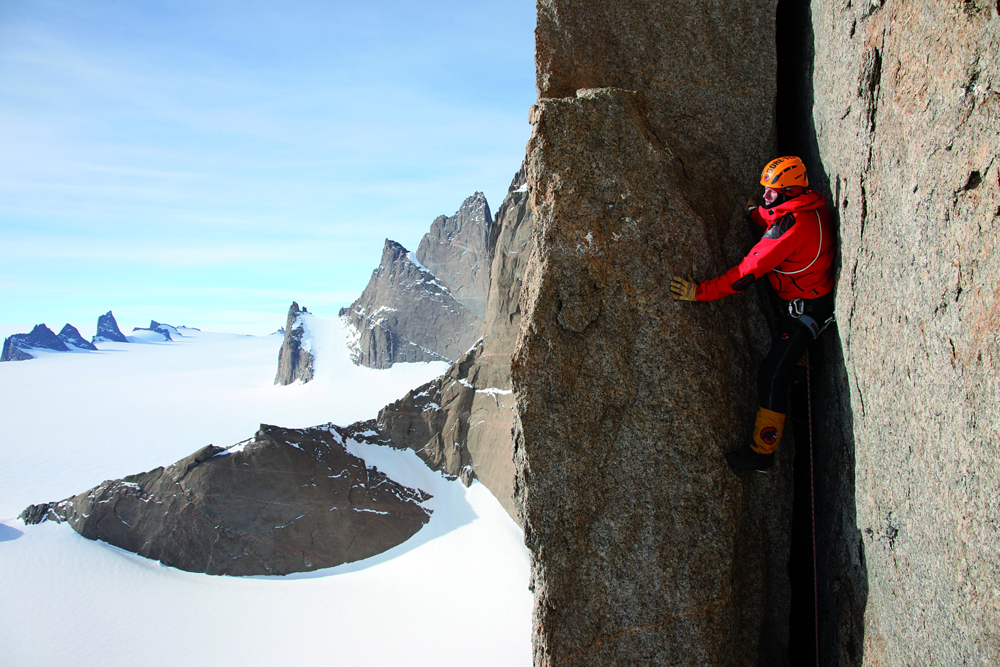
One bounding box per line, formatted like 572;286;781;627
0;0;536;335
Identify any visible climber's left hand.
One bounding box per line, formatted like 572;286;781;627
670;275;698;301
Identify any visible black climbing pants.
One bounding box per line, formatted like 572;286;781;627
757;293;834;412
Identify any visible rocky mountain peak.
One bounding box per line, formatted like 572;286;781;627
339;238;482;369
415;192;493;319
274;302;314;385
92;310;128;344
58;324;97;351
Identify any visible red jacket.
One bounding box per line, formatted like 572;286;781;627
696;191;835;301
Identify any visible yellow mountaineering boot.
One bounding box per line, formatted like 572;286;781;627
726;408;785;472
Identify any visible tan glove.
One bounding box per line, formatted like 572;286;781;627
670;275;698;301
746;196;757;214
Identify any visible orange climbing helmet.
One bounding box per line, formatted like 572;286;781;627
760;156;809;189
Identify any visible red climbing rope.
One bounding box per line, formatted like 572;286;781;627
806;350;819;666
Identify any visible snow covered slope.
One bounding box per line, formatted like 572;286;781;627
0;321;530;667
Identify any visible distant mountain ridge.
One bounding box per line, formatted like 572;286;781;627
1;312;190;362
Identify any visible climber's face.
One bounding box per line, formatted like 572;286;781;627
763;187;781;206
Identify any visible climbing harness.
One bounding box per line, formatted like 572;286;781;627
805;351;820;666
789;297;836;340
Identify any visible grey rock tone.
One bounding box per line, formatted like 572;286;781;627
512;1;789;665
132;320;174;341
377;342;494;485
92;310;128;343
274;302;314;385
151;321;181;338
20;423;431;576
1;324;71;362
798;3;1000;665
415;192;493;319
340;239;482;369
373;168;534;519
0;338;34;362
58;324;98;351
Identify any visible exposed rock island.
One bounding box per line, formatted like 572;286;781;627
21;423;431;576
92;310;129;343
274;302;314;385
1;324;69;361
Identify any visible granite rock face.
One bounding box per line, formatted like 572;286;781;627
92;310;128;344
340;239;482;369
20;424;431;576
803;3;1000;664
415;192;493;319
274;302;314;385
373;169;534;519
1;338;34;362
1;324;70;362
58;324;98;351
512;1;788;665
378;344;483;485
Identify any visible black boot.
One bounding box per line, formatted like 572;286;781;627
726;448;774;472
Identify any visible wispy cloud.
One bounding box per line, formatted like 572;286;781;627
0;0;536;330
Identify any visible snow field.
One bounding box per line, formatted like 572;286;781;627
0;316;531;667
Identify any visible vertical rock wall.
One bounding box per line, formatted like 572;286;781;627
809;2;1000;664
512;1;792;664
376;169;535;519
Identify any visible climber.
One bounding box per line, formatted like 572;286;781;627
669;156;835;471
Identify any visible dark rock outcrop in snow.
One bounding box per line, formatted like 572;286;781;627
20;423;431;576
1;324;71;362
92;310;128;344
132;321;179;341
339;239;482;369
415;192;493;319
374;168;533;518
58;324;98;351
274;302;314;385
0;338;34;362
512;1;786;664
